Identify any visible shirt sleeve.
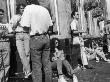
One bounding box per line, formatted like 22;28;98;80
5;24;12;33
71;20;76;30
8;15;21;33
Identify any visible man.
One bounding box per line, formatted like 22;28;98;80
0;9;10;82
9;4;31;78
20;0;53;82
71;12;94;69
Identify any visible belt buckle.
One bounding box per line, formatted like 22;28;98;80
35;37;38;39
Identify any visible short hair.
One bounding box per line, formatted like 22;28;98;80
71;11;79;18
16;4;26;14
0;9;4;14
71;11;75;17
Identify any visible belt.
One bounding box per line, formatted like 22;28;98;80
16;31;28;33
30;33;47;38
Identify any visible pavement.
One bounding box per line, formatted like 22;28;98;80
8;59;110;82
76;60;110;82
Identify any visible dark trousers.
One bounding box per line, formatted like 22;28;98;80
30;35;52;82
71;44;81;68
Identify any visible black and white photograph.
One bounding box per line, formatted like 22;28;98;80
0;0;110;82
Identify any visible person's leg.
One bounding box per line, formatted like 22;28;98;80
96;49;108;61
30;36;43;82
16;33;29;75
55;59;67;82
62;59;79;82
81;47;94;69
62;59;74;75
55;59;63;75
23;33;31;75
31;48;42;82
87;52;96;60
51;59;63;74
71;44;80;69
42;35;52;82
80;47;88;66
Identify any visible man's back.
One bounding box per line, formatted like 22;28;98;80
20;4;53;35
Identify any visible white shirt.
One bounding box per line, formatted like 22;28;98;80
9;14;24;32
71;19;80;44
70;19;78;30
20;4;53;35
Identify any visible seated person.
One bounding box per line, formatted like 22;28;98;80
85;45;110;62
50;38;78;82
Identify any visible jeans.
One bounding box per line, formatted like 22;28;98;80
71;44;80;68
30;35;52;82
16;33;30;75
0;42;10;82
51;59;74;76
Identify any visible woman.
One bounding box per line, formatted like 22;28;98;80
50;38;78;82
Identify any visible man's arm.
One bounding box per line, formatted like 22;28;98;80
8;15;21;33
23;26;30;33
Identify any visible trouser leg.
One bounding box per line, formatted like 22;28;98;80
51;59;63;75
62;60;74;75
23;33;30;74
31;48;42;82
30;35;52;82
81;47;88;66
42;36;52;82
16;39;29;74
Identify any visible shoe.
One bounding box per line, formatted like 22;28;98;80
24;72;31;78
104;59;110;63
73;65;81;73
73;74;78;82
84;65;94;69
58;75;67;82
96;56;100;62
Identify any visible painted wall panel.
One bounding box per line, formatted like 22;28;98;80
0;0;8;23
